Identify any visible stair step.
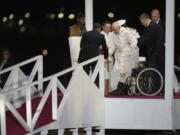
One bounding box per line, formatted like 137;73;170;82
6;94;63;135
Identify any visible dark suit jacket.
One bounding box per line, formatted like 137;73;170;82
138;21;165;55
158;19;165;32
78;30;108;63
138;21;165;75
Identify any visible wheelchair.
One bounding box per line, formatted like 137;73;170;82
125;58;164;96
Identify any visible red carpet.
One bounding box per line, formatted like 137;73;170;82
6;93;63;135
174;92;180;98
106;92;180;99
105;95;164;99
5;91;180;135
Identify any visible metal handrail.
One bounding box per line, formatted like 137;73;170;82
1;56;102;95
0;55;42;75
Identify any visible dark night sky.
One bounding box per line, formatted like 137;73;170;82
0;0;179;76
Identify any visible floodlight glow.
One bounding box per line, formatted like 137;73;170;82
49;14;56;19
9;14;14;20
2;17;8;22
25;12;30;18
107;12;114;18
18;19;24;25
20;26;26;32
58;13;64;19
178;13;180;19
68;13;75;20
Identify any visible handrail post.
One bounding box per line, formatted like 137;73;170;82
38;56;43;92
165;0;175;129
85;0;93;31
26;85;32;130
99;55;105;94
12;68;20;108
52;77;58;120
0;94;6;135
84;127;92;135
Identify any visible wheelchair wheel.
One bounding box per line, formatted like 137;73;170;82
136;68;164;96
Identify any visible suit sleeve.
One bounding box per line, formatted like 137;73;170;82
101;35;108;59
80;34;86;49
137;27;153;47
159;20;165;31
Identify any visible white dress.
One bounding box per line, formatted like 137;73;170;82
109;27;137;90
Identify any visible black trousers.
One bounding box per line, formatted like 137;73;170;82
82;61;99;87
148;49;165;78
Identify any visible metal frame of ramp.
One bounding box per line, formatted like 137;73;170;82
0;55;105;135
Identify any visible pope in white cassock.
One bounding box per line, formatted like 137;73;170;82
109;20;138;91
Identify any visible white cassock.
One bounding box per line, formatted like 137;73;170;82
101;31;112;48
125;27;140;68
109;27;137;90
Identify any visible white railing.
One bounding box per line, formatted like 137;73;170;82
0;55;104;135
0;55;43;107
175;65;180;72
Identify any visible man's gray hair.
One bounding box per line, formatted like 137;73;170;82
139;13;150;19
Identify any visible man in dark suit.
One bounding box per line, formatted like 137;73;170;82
0;49;15;88
151;9;165;32
78;23;108;74
138;13;165;77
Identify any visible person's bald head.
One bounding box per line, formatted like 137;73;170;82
151;9;160;22
112;22;120;35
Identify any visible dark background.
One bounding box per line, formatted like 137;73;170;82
0;0;179;76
